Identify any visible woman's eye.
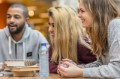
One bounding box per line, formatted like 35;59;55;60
48;22;54;27
79;9;85;13
51;23;54;27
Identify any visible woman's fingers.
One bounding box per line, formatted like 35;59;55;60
62;58;73;62
62;58;77;65
58;65;67;77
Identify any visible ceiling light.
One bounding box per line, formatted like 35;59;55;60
29;10;35;17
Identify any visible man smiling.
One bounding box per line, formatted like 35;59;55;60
0;3;48;67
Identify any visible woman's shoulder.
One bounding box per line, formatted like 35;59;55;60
77;42;90;51
108;18;120;33
108;18;120;44
109;18;120;28
111;18;120;21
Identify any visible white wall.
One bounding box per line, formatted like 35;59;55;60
52;0;79;12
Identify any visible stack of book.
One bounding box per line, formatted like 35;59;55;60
4;59;39;77
5;59;36;67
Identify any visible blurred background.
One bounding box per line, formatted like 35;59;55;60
0;0;79;40
0;0;120;40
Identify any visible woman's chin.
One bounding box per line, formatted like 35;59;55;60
50;34;54;38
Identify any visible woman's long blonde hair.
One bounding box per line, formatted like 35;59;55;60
48;6;91;64
80;0;120;57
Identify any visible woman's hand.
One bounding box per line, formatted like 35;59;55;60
61;58;77;65
57;61;83;78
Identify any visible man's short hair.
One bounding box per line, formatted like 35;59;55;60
9;3;29;18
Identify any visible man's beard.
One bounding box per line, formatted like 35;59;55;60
8;22;25;34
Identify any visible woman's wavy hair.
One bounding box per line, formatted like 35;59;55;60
48;5;91;64
80;0;120;57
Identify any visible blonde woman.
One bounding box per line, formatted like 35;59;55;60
58;0;120;78
48;6;96;73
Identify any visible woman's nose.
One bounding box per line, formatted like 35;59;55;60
48;26;53;33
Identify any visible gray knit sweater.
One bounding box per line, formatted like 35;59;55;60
83;18;120;78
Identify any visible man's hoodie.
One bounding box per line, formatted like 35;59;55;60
0;24;48;63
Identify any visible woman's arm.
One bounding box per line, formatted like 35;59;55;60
58;19;120;78
83;19;120;78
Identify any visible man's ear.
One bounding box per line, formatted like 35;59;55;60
25;17;30;24
26;17;29;22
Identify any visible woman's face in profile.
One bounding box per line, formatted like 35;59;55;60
48;17;55;38
78;0;93;28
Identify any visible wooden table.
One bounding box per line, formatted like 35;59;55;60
0;74;115;79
